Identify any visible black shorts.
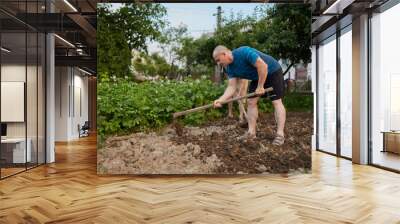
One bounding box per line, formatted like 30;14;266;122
248;68;284;101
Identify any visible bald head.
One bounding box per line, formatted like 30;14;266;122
212;45;233;67
213;45;230;59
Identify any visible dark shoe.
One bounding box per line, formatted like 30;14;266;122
238;120;248;128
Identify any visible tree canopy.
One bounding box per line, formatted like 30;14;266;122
98;3;311;81
97;3;167;80
176;4;311;78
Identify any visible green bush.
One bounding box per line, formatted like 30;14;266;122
283;93;313;112
97;76;313;141
256;93;313;113
97;76;226;140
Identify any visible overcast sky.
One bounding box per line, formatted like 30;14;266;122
109;3;266;57
161;3;264;38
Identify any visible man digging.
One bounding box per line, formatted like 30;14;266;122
212;45;286;146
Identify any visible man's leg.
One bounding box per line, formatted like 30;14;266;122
247;97;259;136
238;80;248;122
228;102;234;118
238;100;246;122
272;99;286;137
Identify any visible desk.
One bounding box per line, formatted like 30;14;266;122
381;131;400;154
1;138;32;163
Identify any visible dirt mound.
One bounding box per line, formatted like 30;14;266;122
98;132;222;174
97;112;312;174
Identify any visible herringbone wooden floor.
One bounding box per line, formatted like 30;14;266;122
1;135;400;224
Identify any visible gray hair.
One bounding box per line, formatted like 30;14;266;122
212;45;230;58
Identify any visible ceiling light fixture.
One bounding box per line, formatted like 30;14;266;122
323;0;341;14
78;67;92;76
63;0;78;12
1;47;11;53
323;0;355;15
76;48;86;55
54;34;75;48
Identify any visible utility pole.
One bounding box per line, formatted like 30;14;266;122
213;6;223;84
212;6;223;32
216;6;222;32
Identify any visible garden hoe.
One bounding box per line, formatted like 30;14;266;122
171;87;275;136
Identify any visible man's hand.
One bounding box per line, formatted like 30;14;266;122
213;99;223;108
214;78;237;108
255;86;265;96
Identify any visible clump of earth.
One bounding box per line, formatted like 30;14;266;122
97;112;312;174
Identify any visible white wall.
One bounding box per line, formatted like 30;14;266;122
75;70;89;139
1;63;46;164
55;67;89;141
55;66;69;141
1;65;26;81
1;82;25;122
1;65;26;139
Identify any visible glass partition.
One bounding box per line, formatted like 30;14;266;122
1;30;28;177
317;35;337;154
339;26;352;158
370;3;400;171
0;1;46;179
38;31;45;165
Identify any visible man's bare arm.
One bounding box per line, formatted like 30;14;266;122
254;58;268;91
218;78;238;102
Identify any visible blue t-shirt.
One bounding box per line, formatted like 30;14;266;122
225;46;281;80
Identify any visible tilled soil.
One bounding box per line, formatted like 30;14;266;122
97;112;312;174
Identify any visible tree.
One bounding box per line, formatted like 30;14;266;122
116;3;167;51
256;4;312;75
175;4;311;78
97;3;167;80
214;11;257;50
211;4;311;76
158;25;189;79
98;4;131;80
177;34;217;77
